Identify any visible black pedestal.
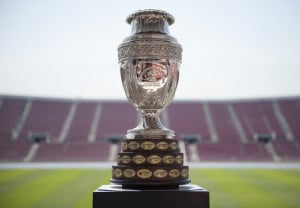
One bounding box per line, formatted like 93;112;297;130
93;184;209;208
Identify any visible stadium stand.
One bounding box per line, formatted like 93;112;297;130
65;101;97;142
0;97;25;140
209;102;240;143
33;142;111;162
95;102;137;143
0;95;299;162
19;99;71;142
168;102;211;143
278;99;300;140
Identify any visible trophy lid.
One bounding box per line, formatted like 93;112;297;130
126;9;175;25
126;9;175;34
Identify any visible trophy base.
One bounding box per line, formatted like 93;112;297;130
110;178;191;189
93;184;209;208
111;165;190;187
112;138;189;187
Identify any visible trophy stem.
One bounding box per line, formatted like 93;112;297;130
139;110;164;129
126;110;174;139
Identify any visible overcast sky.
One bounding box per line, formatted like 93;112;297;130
0;0;299;101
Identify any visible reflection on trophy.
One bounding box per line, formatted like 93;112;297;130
111;9;190;188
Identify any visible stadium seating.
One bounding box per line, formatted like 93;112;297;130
168;102;211;143
65;101;97;142
0;95;299;162
0;142;31;162
278;99;300;140
273;141;300;161
233;101;269;141
95;102;137;142
0;97;25;140
33;142;111;162
256;101;286;139
19;99;71;142
209;103;240;143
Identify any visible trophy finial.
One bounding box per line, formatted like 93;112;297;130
126;9;175;25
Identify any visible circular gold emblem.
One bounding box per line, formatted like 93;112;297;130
114;168;122;178
170;142;178;150
181;169;188;178
169;169;180;178
122;142;128;150
121;155;131;164
156;141;169;150
117;155;122;163
137;169;152;179
132;155;146;164
154;169;168;178
147;155;161;164
163;155;174;164
141;141;155;150
175;155;183;164
124;169;136;178
128;141;140;150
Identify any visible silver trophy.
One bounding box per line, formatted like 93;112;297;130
118;9;182;139
112;9;189;188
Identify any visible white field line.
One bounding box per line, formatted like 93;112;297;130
187;162;300;169
0;162;300;169
0;162;113;169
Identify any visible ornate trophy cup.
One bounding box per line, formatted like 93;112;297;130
94;10;209;208
111;9;190;188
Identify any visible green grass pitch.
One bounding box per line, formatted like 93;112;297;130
0;168;299;208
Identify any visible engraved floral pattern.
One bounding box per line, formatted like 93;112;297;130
118;41;182;62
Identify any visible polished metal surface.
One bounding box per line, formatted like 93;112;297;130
118;9;182;139
111;10;190;187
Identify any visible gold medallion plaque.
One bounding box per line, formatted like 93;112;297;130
175;155;183;164
170;142;178;150
156;141;169;150
114;168;123;178
141;141;155;150
163;155;174;164
137;169;152;179
122;155;131;164
128;141;140;150
181;168;188;178
154;169;168;178
132;155;146;164
169;169;180;178
124;169;136;178
147;155;162;164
